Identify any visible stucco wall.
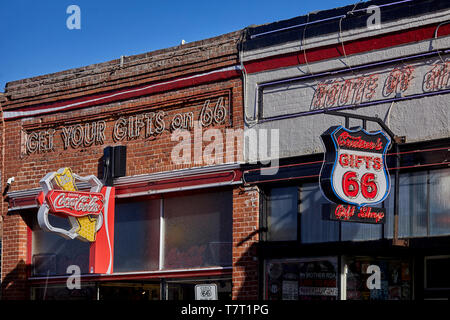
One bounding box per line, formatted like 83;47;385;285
242;12;450;161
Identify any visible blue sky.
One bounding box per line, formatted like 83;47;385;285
0;0;360;91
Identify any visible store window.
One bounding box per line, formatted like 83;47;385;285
31;214;90;276
345;257;412;300
263;183;383;243
30;188;232;278
114;199;161;272
265;257;339;300
262;168;450;244
264;187;298;241
427;170;450;236
300;183;339;243
163;191;232;269
113;189;233;273
398;171;428;237
385;168;450;238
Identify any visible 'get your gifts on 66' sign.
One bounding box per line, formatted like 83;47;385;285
319;126;391;224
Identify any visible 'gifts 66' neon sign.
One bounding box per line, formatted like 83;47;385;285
319;126;391;223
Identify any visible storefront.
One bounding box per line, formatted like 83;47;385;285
1;0;449;301
0;30;247;300
23;180;237;300
240;0;450;300
246;139;450;300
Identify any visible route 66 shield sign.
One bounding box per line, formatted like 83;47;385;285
319;126;391;208
195;284;218;300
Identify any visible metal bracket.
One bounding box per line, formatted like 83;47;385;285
393;238;409;247
324;110;402;142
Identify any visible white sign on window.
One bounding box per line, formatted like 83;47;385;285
195;284;218;300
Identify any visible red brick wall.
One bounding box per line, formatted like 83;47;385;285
4;31;242;110
6;82;243;189
232;186;260;300
0;31;247;299
0;215;28;299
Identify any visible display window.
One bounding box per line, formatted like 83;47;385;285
31;282;97;300
29;187;233;300
261;168;450;244
395;169;450;238
264;257;339;300
163;191;233;269
344;256;412;300
264;186;298;241
114;189;232;273
31;188;232;277
264;256;413;300
114;199;161;272
32;214;90;276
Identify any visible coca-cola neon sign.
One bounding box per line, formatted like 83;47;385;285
37;167;105;242
46;190;104;218
320;126;391;224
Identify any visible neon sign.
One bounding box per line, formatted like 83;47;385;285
37;167;105;242
320;126;391;223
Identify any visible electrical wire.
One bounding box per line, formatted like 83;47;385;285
245;161;448;185
239;28;259;127
433;21;450;64
301;12;313;76
385;100;395;129
338;1;363;75
243;146;449;175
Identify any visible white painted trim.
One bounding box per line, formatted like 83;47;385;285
4;66;241;120
7;204;39;211
115;180;241;199
114;163;242;186
6;163;243;208
28;266;233;281
159;198;165;271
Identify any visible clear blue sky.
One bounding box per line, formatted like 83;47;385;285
0;0;360;91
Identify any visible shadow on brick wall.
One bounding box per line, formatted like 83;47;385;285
1;259;29;300
1;211;34;300
234;227;266;300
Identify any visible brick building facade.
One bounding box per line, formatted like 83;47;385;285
0;29;264;300
1;0;449;301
